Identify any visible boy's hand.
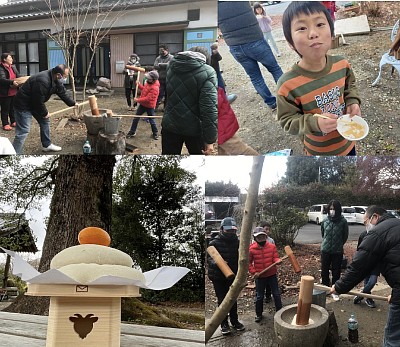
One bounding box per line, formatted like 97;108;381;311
253;273;260;279
346;104;361;117
133;98;138;102
317;113;338;134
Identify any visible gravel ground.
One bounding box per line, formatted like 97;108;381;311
220;27;400;155
0;91;187;155
206;242;391;346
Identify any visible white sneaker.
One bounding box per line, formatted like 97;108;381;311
42;143;62;152
331;293;340;301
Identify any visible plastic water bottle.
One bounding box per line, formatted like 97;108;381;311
83;140;91;155
348;313;359;343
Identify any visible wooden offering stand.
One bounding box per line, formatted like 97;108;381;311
25;228;141;347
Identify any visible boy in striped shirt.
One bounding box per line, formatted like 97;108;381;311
277;2;361;156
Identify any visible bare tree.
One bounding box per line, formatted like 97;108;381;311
205;156;265;343
42;0;132;101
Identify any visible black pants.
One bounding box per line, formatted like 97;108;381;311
321;252;343;287
0;96;15;126
125;87;136;107
212;279;238;325
156;79;167;108
161;129;204;155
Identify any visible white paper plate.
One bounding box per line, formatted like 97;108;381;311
337;115;369;141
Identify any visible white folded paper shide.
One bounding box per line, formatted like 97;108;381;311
1;247;189;291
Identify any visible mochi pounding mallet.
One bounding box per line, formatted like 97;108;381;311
207;246;235;279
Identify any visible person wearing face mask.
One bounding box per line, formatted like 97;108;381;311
320;200;349;301
153;44;173;111
12;64;77;154
207;217;245;335
249;227;283;323
126;70;160;140
124;53;141;111
331;206;400;347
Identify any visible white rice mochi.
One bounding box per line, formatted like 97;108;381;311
50;244;134;269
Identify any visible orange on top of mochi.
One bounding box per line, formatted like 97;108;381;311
78;227;111;247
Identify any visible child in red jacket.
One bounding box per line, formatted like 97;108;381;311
249;228;283;322
127;70;160;140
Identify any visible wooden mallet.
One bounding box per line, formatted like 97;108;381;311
125;65;146;100
253;245;301;280
207;246;235;280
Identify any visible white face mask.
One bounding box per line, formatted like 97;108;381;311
365;215;375;233
329;210;335;217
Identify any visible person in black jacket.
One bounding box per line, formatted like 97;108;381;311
12;64;76;154
0;53;21;131
207;217;245;335
161;46;217;155
353;228;381;308
331;206;400;347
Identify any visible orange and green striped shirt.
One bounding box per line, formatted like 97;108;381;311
277;55;361;156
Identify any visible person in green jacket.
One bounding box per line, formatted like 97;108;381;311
321;199;349;300
161;46;217;155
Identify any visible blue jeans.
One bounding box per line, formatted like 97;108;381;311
362;274;378;294
255;274;282;315
12;108;51;154
229;39;283;107
129;105;158;134
383;303;400;346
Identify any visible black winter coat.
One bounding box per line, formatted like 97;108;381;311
335;214;400;304
13;70;75;118
162;51;217;144
207;231;239;282
0;64;20;97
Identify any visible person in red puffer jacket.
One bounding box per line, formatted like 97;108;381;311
249;228;283;322
127;70;160;140
218;87;258;155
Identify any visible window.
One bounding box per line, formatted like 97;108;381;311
135;31;183;66
188;9;200;21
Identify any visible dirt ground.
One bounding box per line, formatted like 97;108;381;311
220;11;400;155
205;242;391;346
0;91;189;155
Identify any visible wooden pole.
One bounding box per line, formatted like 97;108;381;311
296;275;314;325
134;71;140;100
49;100;90;117
116;115;163;119
314;283;389;301
256;255;287;278
88;95;100;116
207;246;235;279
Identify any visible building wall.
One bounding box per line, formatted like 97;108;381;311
110;34;134;89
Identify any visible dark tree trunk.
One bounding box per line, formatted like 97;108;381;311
4;155;116;315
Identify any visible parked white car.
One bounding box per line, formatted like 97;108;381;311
307;204;327;225
351;206;369;224
387;210;400;219
342;206;357;224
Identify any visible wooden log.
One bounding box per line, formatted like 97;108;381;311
96;131;126;155
296;275;314;325
87;133;98;155
88;95;100;116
